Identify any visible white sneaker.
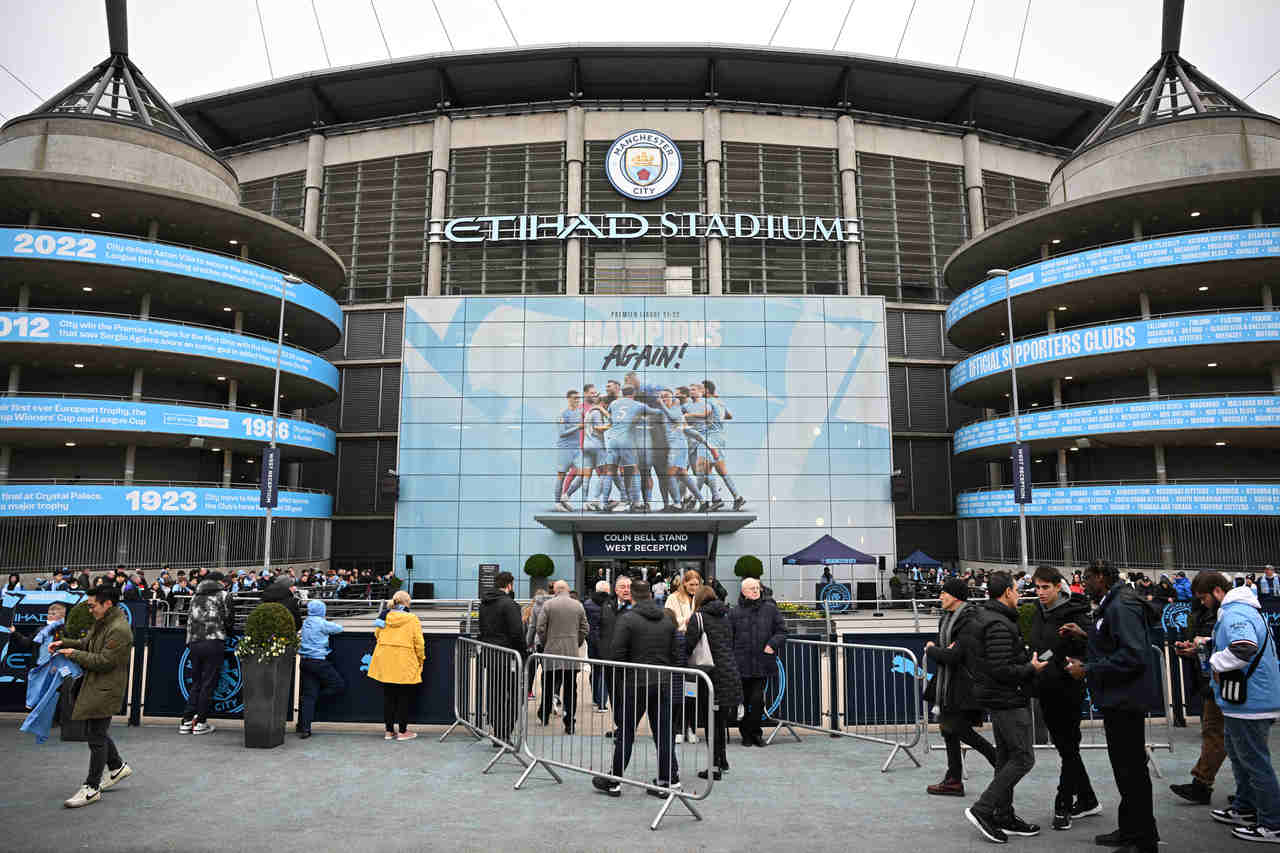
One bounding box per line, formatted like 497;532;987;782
192;722;216;735
99;764;132;791
610;502;630;512
686;730;698;744
675;733;685;744
178;719;193;734
64;785;100;808
558;500;574;513
1233;825;1280;844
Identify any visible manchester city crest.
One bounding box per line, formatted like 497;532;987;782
605;129;682;201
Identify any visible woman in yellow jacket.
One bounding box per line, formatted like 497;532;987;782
367;590;425;741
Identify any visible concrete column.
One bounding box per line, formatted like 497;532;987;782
837;115;863;296
564;106;584;296
1132;218;1143;240
27;211;38;227
17;284;29;310
1271;364;1280;392
234;311;244;333
704;107;723;296
222;450;232;488
304;132;326;237
426;115;452;297
1052;378;1063;407
239;244;249;261
1253;208;1264;227
139;293;151;321
1139;291;1151;319
987;461;1002;488
1147;367;1159;398
1041;243;1050;260
1057;448;1074;568
1046;310;1056;333
1263;284;1274;310
131;368;144;401
227;379;238;410
962;132;985;236
123;445;136;483
0;447;10;483
1154;444;1175;571
146;219;159;241
6;366;18;395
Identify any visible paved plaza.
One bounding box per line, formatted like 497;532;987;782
0;717;1267;852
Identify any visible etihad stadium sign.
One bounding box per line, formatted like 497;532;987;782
439;128;859;245
441;212;859;244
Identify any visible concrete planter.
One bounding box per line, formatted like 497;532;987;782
240;653;294;749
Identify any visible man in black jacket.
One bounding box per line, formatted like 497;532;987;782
477;572;524;745
964;571;1049;844
598;575;633;661
592;581;680;797
1028;564;1099;830
1064;559;1159;853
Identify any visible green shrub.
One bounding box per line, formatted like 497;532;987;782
524;554;554;579
63;600;93;640
236;602;298;663
733;555;763;579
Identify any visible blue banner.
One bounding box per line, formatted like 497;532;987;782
0;397;335;454
0;228;342;333
0;312;339;393
0;485;332;518
954;396;1280;453
951;311;1280;391
946;227;1280;331
957;483;1280;517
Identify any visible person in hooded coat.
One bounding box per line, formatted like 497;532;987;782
685;585;742;778
368;590;425;741
1028;565;1099;830
260;576;303;629
180;572;233;736
297;599;344;738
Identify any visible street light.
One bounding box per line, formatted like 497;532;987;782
989;267;1029;574
261;272;299;575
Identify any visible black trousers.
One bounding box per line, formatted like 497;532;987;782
383;683;414;733
484;659;517;743
740;677;766;742
1042;690;1096;809
85;716;122;789
712;705;732;768
539;667;578;729
182;639;224;723
1102;708;1158;846
939;710;997;781
298;658;345;732
611;680;678;784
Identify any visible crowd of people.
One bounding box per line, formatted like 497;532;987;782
923;560;1280;850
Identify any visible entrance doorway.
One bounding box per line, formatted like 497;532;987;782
580;558;714;592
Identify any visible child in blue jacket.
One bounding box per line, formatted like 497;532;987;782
297;600;345;738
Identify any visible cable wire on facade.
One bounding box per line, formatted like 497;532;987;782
1012;0;1032;78
493;0;519;47
895;0;918;58
431;0;455;51
768;0;792;46
831;0;856;51
0;61;43;100
311;0;332;67
254;0;274;78
370;0;392;60
956;0;976;65
1246;67;1280;100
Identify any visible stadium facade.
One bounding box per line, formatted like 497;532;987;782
20;3;1274;592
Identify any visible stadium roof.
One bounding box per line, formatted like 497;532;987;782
174;43;1112;153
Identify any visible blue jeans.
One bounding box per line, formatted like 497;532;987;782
1224;715;1280;829
298;658;345;732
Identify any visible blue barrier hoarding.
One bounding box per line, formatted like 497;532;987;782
0;485;332;518
0;312;340;392
946;227;1280;331
957;483;1280;517
0;397;336;454
0;228;342;332
396;295;895;600
951;311;1280;391
954;396;1280;453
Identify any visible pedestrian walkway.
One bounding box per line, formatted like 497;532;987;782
0;721;1258;851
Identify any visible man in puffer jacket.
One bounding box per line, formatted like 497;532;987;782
180;572;233;735
729;577;786;748
1027;565;1099;830
964;571;1050;844
297;600;344;738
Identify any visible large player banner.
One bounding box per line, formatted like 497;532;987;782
395;295;894;600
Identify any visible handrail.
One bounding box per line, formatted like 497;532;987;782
0;222;324;286
0;391;334;429
954;220;1280;295
959;477;1280;495
2;477;329;493
0;304;329;358
959;389;1280;429
958;303;1274;362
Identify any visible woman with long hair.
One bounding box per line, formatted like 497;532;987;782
685;584;742;778
367;590;425;740
665;569;703;743
4;573;22;592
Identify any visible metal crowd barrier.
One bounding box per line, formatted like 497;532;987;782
763;638;924;772
441;637;527;774
924;643;1175;778
514;652;716;831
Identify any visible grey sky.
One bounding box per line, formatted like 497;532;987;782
2;0;1277;129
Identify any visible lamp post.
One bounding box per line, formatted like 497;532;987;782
989;267;1030;574
261;273;297;575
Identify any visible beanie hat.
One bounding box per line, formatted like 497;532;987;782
942;578;970;601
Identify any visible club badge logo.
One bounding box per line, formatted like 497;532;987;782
178;637;244;714
605;129;682;201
